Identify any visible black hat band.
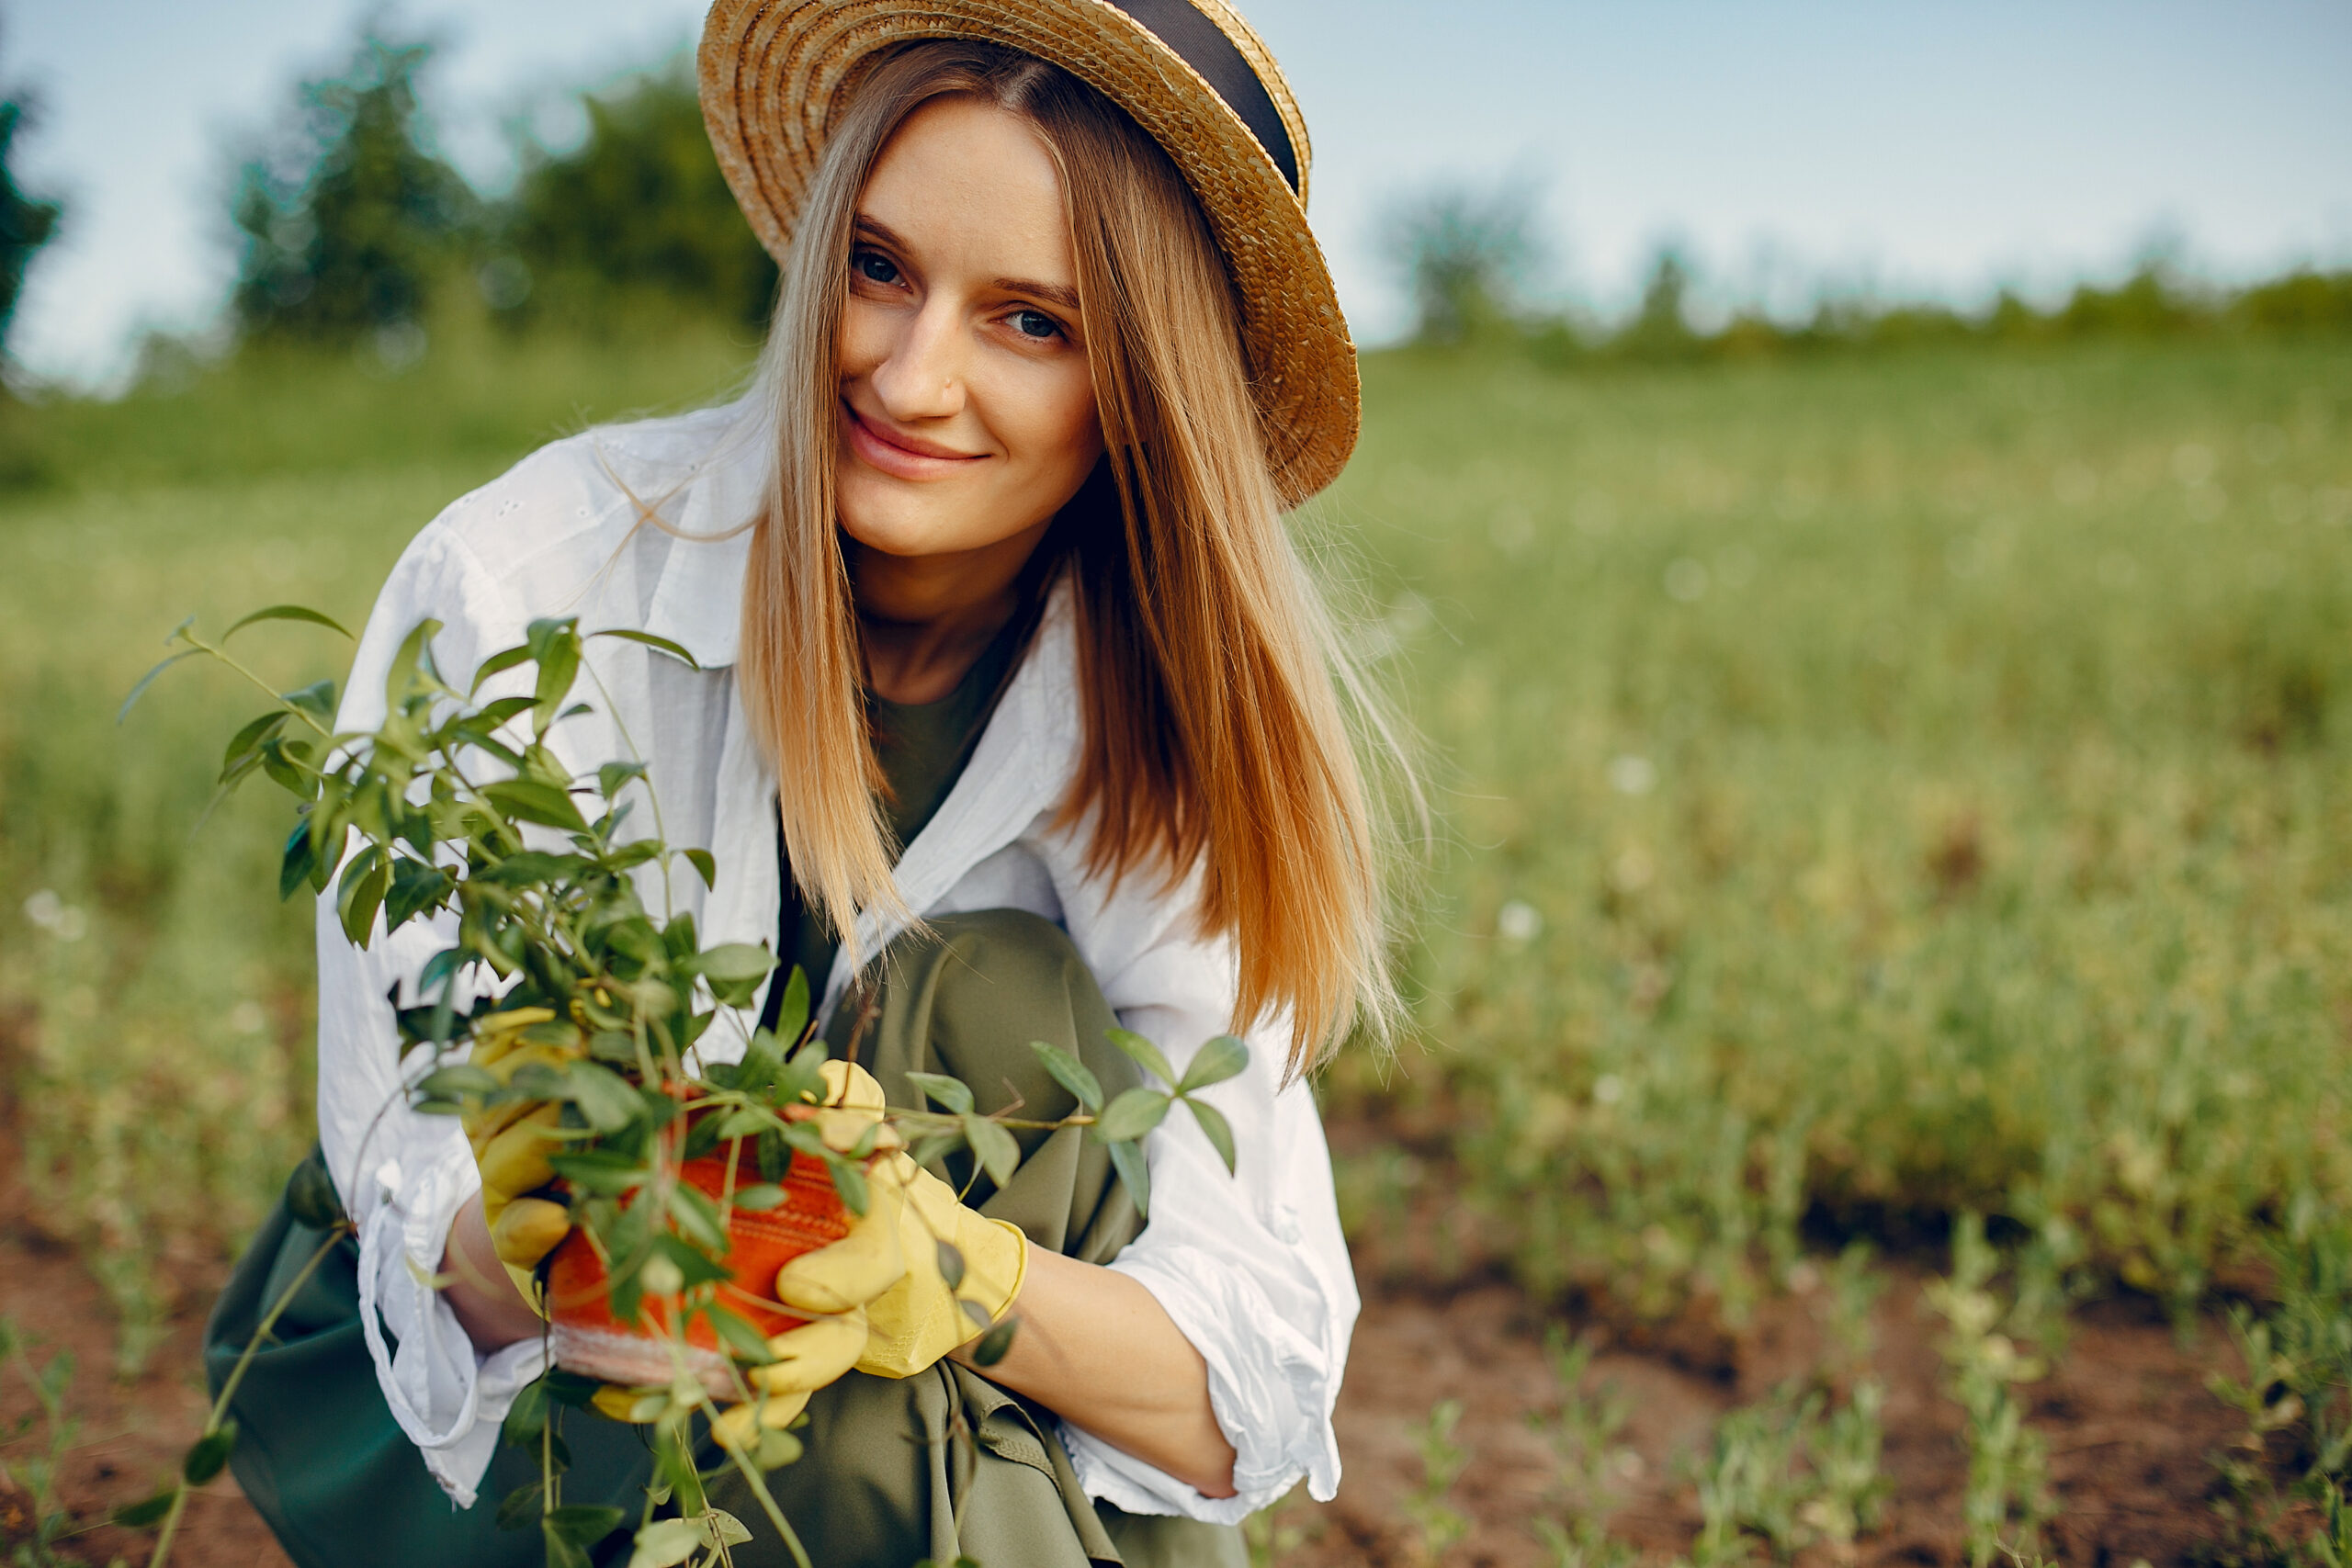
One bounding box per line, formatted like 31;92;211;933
1103;0;1300;194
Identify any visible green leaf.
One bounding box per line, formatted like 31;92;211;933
695;943;779;986
478;851;591;886
1107;1138;1151;1219
963;1115;1021;1188
597;760;649;802
416;1064;501;1102
225;603;354;640
770;965;810;1045
707;1304;776;1364
531;627;582;735
469;643;536;695
544;1520;593;1568
111;1489;177;1529
182;1420;238;1485
543;1369;602;1408
682;847;718;890
386;859;455;931
905;1071;975;1114
971;1315;1019;1368
752;1426;803;1470
501;1377;551;1446
278;818;319;901
1092;1086;1171;1144
284;1154;348;1230
1026;1040;1104;1112
383;617;445;713
731;1183;786;1212
828;1157;869;1216
337;845;390;944
547;1148;649;1196
592;626;702;669
282;678;339;725
627;1517;705;1568
563;1062;645;1134
493;1480;544;1531
481;779;590;832
545;1503;627;1560
666;1182;730;1253
1177;1034;1250;1095
1187;1098;1238;1176
220;710;289;779
1105;1027;1177;1088
935;1237;967;1290
118;649;201;725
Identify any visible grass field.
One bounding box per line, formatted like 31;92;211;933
1;328;2348;1556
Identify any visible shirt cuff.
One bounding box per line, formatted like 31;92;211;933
354;1136;549;1507
1059;1247;1342;1524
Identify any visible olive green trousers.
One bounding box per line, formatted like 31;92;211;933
206;909;1245;1568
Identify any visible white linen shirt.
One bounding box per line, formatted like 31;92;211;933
314;400;1359;1522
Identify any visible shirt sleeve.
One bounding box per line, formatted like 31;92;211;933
313;518;546;1508
1051;919;1361;1523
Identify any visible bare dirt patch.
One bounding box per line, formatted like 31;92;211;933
0;1110;2245;1567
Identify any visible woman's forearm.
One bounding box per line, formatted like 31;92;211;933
441;1191;545;1351
952;1241;1238;1498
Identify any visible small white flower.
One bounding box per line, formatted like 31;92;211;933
23;890;85;941
1497;899;1544;944
1607;754;1657;796
1592;1073;1624;1106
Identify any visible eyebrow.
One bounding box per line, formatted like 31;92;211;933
853;213;1081;314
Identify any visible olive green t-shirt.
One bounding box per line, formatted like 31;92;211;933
763;622;1024;1026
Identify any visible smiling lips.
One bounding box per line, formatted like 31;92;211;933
842;400;984;480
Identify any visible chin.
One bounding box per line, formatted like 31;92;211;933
837;496;953;560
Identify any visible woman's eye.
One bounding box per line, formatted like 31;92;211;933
854;250;899;286
1010;309;1061;341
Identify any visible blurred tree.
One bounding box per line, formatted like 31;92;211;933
1613;245;1701;361
232;32;474;346
1379;172;1546;345
495;61;776;329
0;84;62;366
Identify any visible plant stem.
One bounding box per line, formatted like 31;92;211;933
150;1224;346;1568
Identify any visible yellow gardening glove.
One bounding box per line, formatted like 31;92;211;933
458;1007;582;1308
768;1061;1028;1380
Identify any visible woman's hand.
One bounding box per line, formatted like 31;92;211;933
442;1007;580;1350
793;1064;1236;1498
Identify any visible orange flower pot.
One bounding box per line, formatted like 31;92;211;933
544;1133;853;1396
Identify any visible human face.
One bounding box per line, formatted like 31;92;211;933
835;96;1104;575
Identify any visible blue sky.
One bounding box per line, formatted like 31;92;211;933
11;0;2351;387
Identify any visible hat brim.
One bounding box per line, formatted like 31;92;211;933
699;0;1359;504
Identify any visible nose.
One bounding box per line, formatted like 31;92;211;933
867;300;967;423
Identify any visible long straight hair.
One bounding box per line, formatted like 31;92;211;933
735;40;1411;1072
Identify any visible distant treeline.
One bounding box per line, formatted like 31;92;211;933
1383;180;2352;365
1509;251;2352;366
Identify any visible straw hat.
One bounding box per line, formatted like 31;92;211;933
697;0;1358;502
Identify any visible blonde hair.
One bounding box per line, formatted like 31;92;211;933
735;40;1411;1073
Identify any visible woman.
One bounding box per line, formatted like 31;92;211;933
206;3;1404;1564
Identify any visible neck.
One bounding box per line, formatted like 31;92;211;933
847;519;1051;704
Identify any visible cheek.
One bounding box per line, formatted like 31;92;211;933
837;298;889;379
1022;367;1102;480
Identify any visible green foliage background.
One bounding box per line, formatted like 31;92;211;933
2;316;2346;1359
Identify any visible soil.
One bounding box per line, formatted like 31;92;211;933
0;1111;2255;1567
